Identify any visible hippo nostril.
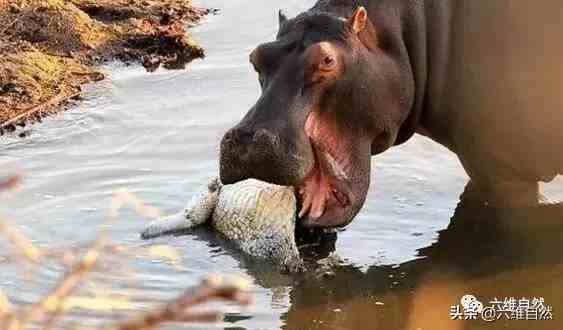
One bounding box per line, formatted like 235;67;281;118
222;129;239;144
253;129;267;142
224;128;254;146
238;129;254;145
253;129;279;147
222;134;233;144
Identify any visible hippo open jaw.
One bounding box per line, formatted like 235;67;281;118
296;141;354;227
294;107;363;228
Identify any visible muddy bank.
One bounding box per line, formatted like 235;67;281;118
0;0;212;134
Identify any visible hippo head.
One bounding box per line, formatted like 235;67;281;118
220;7;415;228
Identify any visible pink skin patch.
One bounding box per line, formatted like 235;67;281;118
299;110;353;221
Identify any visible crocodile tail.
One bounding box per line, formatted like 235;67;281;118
140;178;221;240
140;212;191;239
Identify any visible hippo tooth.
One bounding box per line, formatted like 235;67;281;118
325;152;348;180
310;186;328;219
298;188;313;218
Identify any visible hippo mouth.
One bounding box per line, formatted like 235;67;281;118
297;111;358;228
297;143;354;227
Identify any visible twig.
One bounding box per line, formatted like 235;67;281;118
0;90;81;128
0;220;41;263
17;238;106;329
112;275;253;330
110;188;162;220
0;174;255;330
0;175;21;192
0;241;123;267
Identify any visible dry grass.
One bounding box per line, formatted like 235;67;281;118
0;0;209;132
0;174;253;330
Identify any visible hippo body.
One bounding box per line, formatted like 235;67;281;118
219;0;563;229
141;178;304;272
417;0;563;204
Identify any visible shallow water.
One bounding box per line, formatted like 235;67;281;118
1;1;563;329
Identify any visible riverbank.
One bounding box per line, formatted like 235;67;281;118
0;0;211;134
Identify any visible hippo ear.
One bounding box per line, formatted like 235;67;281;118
348;6;368;34
348;7;378;52
278;9;288;27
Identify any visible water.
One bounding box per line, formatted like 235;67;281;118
1;1;563;329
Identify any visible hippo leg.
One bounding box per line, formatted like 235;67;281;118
460;179;551;208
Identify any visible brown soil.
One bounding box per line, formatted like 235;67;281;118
0;0;212;134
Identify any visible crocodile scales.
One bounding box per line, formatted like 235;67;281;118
141;178;304;271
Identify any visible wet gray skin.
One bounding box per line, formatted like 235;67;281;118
141;177;304;272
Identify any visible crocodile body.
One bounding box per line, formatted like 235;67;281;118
141;178;303;271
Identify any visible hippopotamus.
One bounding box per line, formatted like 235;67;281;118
219;0;563;229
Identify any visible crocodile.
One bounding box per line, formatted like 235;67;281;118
141;178;304;272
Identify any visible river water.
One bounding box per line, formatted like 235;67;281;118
1;1;562;329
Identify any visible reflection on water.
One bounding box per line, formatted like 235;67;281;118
0;0;562;329
284;201;563;330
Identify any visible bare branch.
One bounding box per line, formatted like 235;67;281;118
113;275;253;330
18;238;106;329
0;175;22;192
0;220;41;263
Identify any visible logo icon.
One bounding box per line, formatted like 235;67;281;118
460;295;484;314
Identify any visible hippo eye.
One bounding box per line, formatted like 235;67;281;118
319;55;336;71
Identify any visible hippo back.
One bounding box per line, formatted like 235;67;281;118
441;0;563;180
